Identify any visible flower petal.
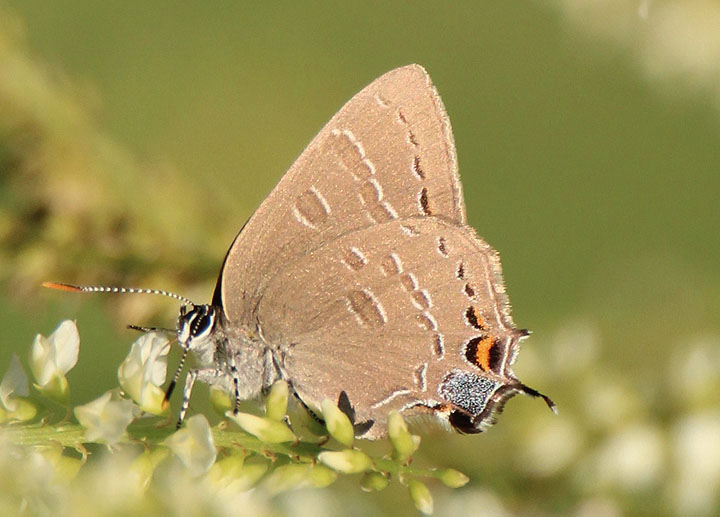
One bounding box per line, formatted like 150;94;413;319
264;380;289;421
74;391;136;444
30;334;52;386
408;479;434;515
0;354;29;411
388;410;420;462
49;320;80;375
118;332;169;414
164;414;216;477
30;320;80;387
227;411;296;443
318;449;372;474
321;399;355;448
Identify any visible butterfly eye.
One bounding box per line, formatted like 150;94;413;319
191;310;214;338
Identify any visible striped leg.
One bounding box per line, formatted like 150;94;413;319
227;354;242;415
177;368;225;428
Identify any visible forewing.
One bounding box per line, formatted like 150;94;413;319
218;65;465;325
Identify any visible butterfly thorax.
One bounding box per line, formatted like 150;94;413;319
177;304;268;401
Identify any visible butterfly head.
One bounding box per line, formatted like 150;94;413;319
177;303;218;359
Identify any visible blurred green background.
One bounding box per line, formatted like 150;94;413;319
1;1;719;515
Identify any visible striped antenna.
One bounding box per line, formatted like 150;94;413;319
42;281;194;306
127;324;175;334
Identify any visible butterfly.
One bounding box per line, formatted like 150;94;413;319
47;65;554;439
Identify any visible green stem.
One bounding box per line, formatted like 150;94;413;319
2;421;449;481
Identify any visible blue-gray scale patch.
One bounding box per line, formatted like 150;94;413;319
439;370;498;416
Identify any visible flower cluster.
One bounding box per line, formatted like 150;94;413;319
0;320;467;515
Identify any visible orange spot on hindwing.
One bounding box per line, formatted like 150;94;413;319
465;336;502;373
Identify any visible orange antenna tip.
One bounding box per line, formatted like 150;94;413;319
42;281;84;292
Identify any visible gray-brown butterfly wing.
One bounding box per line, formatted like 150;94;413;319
256;217;525;439
218;65;465;326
